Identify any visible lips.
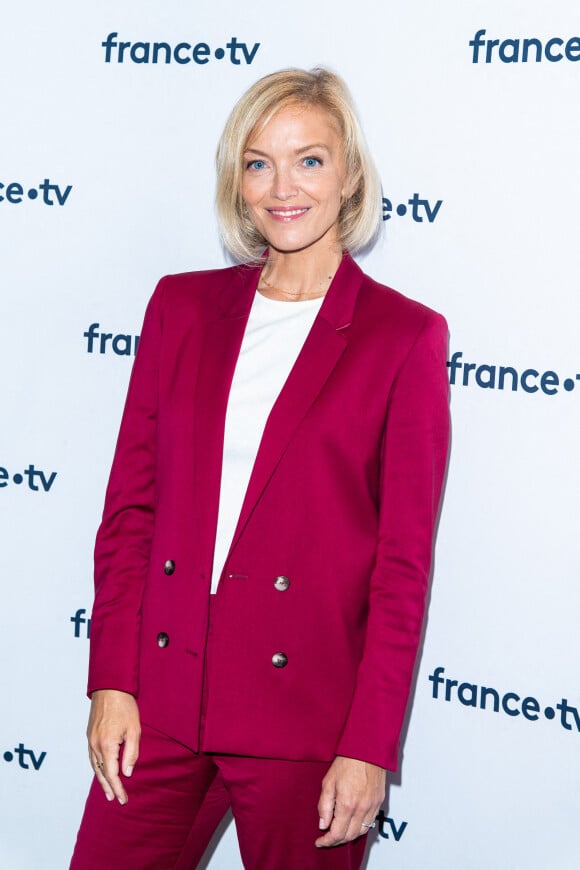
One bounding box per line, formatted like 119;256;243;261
266;207;310;221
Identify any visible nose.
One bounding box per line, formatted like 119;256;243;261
271;166;297;201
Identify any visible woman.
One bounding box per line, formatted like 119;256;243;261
71;67;450;869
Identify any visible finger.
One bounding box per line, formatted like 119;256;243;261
89;748;115;801
343;810;373;843
317;777;336;831
316;801;380;847
359;816;377;834
315;803;353;847
94;760;115;801
101;741;128;805
352;804;381;841
121;725;141;777
89;746;115;801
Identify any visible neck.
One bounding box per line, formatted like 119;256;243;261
259;246;344;302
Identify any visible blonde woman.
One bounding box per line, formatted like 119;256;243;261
71;67;449;869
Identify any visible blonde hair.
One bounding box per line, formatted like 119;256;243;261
215;67;382;262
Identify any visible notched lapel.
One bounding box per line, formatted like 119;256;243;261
192;267;259;572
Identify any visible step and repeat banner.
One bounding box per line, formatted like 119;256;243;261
1;1;578;867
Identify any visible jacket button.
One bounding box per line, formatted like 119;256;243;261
272;652;288;668
164;560;175;575
274;575;290;592
157;632;169;648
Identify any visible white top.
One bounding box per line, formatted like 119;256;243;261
210;290;324;593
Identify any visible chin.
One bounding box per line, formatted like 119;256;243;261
265;232;336;256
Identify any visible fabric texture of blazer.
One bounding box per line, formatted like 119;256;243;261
88;253;450;772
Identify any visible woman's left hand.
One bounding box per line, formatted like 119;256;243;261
315;755;386;847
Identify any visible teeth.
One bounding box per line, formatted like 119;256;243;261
270;209;308;216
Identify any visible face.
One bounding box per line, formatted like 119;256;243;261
241;105;355;257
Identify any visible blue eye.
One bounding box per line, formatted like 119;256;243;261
247;159;266;170
303;157;320;168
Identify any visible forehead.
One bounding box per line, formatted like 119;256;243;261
246;104;342;149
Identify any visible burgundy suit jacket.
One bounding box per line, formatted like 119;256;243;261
88;253;450;772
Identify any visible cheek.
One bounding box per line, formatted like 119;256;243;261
313;175;345;203
241;196;264;231
242;173;269;205
241;178;257;207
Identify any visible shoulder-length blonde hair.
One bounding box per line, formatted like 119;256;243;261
215;67;382;262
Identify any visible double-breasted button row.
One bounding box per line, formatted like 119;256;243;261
158;561;174;648
272;576;290;667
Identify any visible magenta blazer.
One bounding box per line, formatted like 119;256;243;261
88;253;450;772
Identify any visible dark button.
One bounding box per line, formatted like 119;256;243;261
157;632;169;648
164;560;175;575
274;575;290;592
272;652;288;668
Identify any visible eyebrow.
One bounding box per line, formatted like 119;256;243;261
244;143;331;157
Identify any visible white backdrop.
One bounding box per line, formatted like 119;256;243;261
1;1;579;868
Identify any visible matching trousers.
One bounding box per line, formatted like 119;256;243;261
69;721;368;869
70;600;369;869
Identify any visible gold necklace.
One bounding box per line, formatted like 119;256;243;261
259;273;333;300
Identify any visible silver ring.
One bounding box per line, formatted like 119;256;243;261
361;821;376;829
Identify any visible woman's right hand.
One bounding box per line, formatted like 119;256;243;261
87;689;141;805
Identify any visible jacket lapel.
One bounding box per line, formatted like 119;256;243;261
229;253;365;553
192;265;260;572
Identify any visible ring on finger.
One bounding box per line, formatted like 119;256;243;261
95;760;104;770
361;821;376;829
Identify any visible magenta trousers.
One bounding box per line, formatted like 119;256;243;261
70;598;369;869
69;722;368;869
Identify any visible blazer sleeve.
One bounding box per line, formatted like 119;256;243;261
335;310;450;771
87;278;166;698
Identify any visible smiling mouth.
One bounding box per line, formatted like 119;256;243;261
267;207;310;220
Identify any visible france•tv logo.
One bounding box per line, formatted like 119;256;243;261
101;32;260;66
428;666;580;732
